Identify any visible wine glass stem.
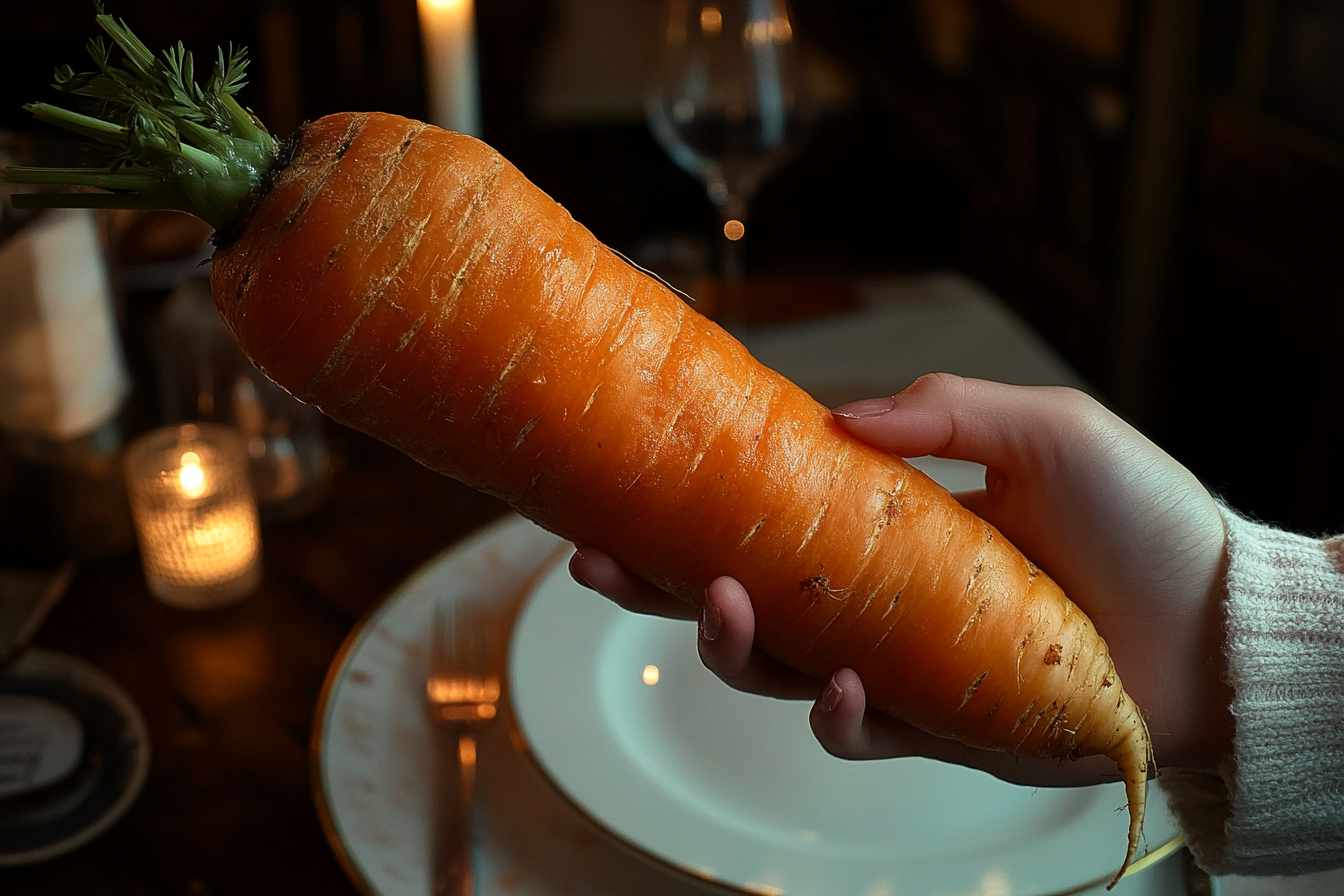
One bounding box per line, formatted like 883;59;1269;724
717;193;750;328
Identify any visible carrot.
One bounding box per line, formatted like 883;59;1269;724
6;12;1151;885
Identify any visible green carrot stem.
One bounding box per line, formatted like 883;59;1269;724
5;166;164;191
1;6;277;233
24;102;127;146
221;92;265;144
9;191;190;213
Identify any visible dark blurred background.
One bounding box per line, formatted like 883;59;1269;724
4;0;1344;535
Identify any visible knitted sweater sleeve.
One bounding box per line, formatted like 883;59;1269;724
1158;505;1344;875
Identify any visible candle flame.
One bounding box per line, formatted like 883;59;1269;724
179;451;206;498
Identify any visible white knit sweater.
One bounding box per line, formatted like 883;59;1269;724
1159;506;1344;875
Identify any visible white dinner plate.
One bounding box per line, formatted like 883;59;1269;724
509;558;1183;896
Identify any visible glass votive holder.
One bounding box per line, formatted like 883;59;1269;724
123;423;263;609
151;278;332;523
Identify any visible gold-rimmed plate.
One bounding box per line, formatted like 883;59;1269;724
312;513;725;896
313;512;1186;895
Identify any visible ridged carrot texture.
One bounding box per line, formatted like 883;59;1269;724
3;20;1149;879
207;112;1151;883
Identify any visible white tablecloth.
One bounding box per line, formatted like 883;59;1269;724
741;272;1091;407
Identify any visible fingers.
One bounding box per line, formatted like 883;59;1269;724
806;670;947;764
698;576;818;701
569;548;695;620
808;668;1129;787
809;668;878;758
830;374;1125;567
831;372;1102;469
950;487;990;517
572;550;1131;787
570;556;819;700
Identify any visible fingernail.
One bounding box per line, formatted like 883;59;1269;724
568;551;594;591
831;396;896;419
820;675;843;712
698;599;721;642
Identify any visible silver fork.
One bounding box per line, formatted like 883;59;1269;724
427;595;503;896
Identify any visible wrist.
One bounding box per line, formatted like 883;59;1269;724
1193;528;1234;771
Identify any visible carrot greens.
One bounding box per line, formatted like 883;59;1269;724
3;5;275;231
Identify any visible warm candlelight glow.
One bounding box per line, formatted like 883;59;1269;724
459;736;477;766
125;424;263;609
178;451;206;497
427;676;501;708
744;13;793;45
418;0;481;136
642;664;661;685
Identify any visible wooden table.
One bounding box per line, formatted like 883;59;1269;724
2;425;511;895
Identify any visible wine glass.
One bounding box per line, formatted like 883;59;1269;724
646;0;811;328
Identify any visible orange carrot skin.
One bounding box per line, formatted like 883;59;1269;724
212;112;1148;877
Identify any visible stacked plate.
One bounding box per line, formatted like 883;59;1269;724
314;513;1184;896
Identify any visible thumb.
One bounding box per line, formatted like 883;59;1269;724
831;373;1095;469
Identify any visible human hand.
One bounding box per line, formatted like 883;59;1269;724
569;374;1232;786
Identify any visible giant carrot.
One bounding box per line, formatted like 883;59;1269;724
6;12;1151;884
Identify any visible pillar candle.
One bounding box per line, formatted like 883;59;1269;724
418;0;483;136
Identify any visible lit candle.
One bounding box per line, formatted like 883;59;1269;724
124;423;263;609
418;0;482;136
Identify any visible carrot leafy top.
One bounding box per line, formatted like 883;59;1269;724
3;4;276;232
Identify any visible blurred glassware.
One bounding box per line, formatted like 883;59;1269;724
123;422;262;609
0;199;135;564
150;278;331;523
0;419;136;565
646;0;813;328
0;209;131;442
